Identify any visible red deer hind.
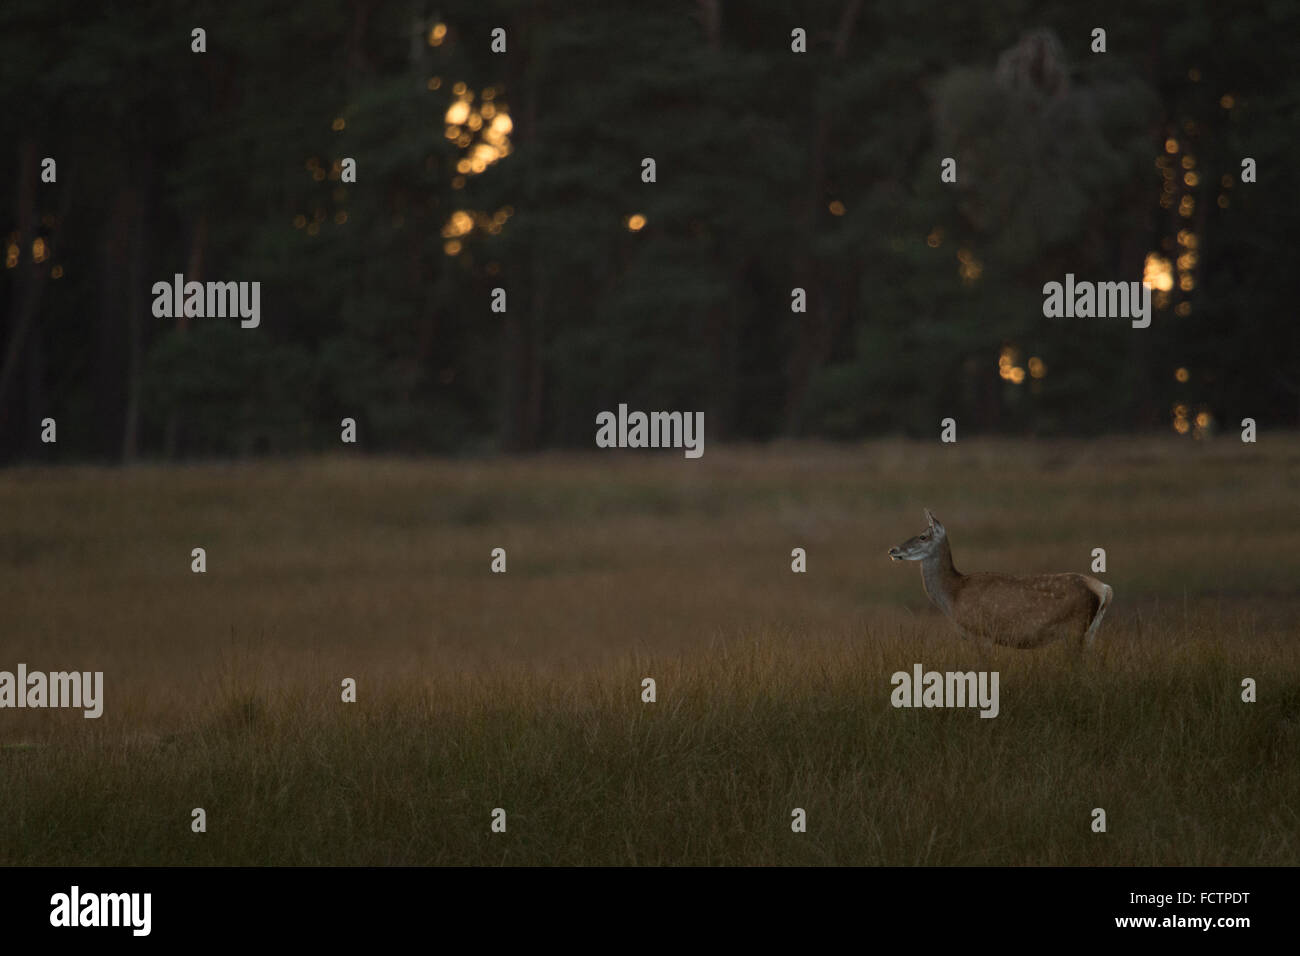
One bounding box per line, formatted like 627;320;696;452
889;509;1112;649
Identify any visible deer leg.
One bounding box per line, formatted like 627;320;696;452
954;622;997;665
1083;582;1113;648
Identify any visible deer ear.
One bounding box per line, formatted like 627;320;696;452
924;508;935;529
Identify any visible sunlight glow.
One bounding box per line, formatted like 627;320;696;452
1143;253;1174;292
445;101;470;125
957;247;982;284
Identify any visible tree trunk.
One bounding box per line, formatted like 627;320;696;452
0;140;49;458
781;0;862;436
500;9;545;452
122;153;153;462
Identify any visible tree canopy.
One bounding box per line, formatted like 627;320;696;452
2;0;1296;461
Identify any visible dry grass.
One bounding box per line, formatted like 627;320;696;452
1;437;1297;864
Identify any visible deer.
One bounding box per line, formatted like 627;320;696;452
888;509;1112;649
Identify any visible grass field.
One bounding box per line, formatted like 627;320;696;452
1;437;1297;865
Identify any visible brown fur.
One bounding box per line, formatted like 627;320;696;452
892;510;1113;649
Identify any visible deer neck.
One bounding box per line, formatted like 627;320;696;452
920;539;962;617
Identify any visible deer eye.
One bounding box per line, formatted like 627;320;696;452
920;533;930;540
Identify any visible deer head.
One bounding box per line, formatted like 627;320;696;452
888;509;947;562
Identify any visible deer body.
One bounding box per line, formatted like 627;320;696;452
891;510;1112;649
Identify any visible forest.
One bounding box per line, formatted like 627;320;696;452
2;0;1296;461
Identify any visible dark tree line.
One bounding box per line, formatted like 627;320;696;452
2;0;1297;462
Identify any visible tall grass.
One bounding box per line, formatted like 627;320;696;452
0;438;1296;864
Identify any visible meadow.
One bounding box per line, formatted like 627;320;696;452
0;437;1297;865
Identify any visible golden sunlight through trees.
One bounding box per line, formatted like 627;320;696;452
437;84;513;255
998;347;1026;385
1143;253;1174;292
